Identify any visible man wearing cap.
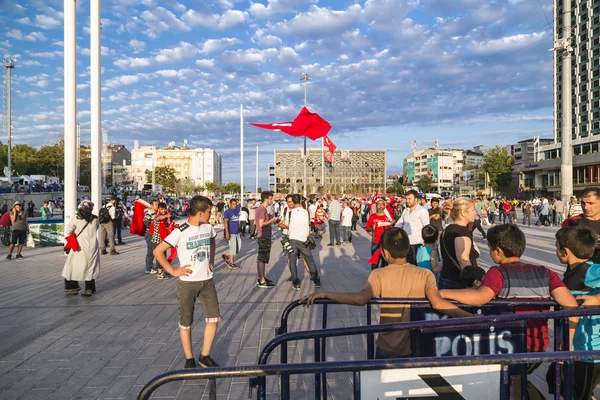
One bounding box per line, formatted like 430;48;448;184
100;196;120;256
365;197;394;269
7;201;29;260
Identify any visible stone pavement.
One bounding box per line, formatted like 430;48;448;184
0;219;590;399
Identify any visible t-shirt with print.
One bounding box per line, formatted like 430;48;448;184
223;207;240;234
362;263;437;357
164;222;215;282
365;213;393;244
255;205;272;238
481;263;565;352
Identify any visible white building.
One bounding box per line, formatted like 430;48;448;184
130;141;222;190
403;148;464;195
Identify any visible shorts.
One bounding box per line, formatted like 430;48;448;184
177;279;220;328
11;230;26;245
227;233;241;255
257;237;272;263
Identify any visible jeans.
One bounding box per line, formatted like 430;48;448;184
145;233;155;272
523;213;531;226
113;218;122;243
555;212;563;225
342;226;352;242
328;220;341;245
289;239;319;283
438;276;466;290
489;213;495;225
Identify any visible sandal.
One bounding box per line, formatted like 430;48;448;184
221;254;229;264
66;289;79;296
81;289;93;297
228;263;240;270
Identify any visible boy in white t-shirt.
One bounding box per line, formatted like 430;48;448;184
153;196;220;369
341;201;354;243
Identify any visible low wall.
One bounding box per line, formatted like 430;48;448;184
0;192;91;217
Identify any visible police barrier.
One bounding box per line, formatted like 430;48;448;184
137;350;600;400
275;298;559;400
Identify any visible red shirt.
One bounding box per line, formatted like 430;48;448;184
482;264;565;352
366;213;393;244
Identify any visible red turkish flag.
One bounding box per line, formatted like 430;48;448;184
130;199;151;237
249;107;331;140
323;135;337;153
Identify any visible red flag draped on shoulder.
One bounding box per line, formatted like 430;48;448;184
130;199;151;237
249;106;331;140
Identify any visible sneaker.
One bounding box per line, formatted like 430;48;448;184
6;254;11;260
228;263;240;270
149;269;158;274
118;241;125;245
327;243;334;247
256;277;274;285
145;270;151;274
66;289;79;296
101;249;108;255
157;272;170;280
312;278;321;288
15;254;23;259
291;280;301;291
198;355;219;368
257;280;275;289
81;289;93;297
109;250;120;255
184;358;196;369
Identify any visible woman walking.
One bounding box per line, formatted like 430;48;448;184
62;200;100;296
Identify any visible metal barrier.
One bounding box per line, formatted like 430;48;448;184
261;307;600;400
274;298;561;400
138;350;600;400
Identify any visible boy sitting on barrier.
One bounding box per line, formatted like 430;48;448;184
301;227;472;359
554;226;600;399
440;223;578;400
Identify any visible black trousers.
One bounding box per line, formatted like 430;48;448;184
407;244;421;265
473;219;486;238
65;278;95;292
113;218;122;243
351;217;358;231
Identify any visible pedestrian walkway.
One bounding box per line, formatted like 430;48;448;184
0;222;588;399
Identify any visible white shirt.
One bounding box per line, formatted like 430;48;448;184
308;203;317;219
239;210;248;222
165;222;215;282
288;207;310;242
341;207;353;227
395;206;430;245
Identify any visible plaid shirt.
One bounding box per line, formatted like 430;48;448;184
328;200;342;221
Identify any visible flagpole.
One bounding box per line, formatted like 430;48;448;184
321;137;324;193
240;104;244;203
300;72;311;198
256;146;258;194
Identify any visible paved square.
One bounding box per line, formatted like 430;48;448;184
0;220;591;399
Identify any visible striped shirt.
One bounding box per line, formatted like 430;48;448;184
328;200;342;221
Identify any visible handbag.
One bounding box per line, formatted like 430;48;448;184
64;220;90;254
305;235;316;250
26;233;35;248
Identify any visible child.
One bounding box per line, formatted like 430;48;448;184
302;227;472;359
153;196;220;369
440;224;578;400
416;225;441;275
459;265;485;289
555;226;600;399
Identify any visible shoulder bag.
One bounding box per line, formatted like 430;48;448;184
64;220;90;254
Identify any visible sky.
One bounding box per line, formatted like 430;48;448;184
1;0;555;189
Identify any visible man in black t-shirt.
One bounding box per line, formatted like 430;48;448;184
216;199;225;225
563;187;600;262
428;198;443;233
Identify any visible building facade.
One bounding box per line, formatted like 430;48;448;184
514;1;600;197
272;149;386;194
130;141;222;190
403;148;464;195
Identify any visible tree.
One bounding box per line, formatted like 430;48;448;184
279;188;289;194
257;187;262;193
223;182;241;195
416;175;433;193
386;181;404;195
145;166;178;192
482;145;514;193
204;181;222;195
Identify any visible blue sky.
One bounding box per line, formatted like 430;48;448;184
1;0;554;188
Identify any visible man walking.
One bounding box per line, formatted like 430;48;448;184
248;198;258;239
279;194;321;290
327;194;342;246
99;196;119;256
7;201;29;260
255;191;278;288
223;199;241;270
394;190;429;264
553;197;565;225
366;197;394;269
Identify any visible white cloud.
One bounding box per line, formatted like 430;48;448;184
6;29;24;40
182;9;247;30
140;6;191;38
19;60;44;67
469;32;548;54
16;17;31;25
129;39;145;52
200;38;242;53
25;31;48;41
114;41;198;69
105;73;153;89
34;14;63;29
248;0;318;19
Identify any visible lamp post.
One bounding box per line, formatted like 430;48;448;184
3;56;16;185
300;72;311;197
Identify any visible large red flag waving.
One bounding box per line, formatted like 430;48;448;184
130;199;151;237
249;107;331;140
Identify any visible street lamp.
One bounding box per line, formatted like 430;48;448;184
3;56;16;185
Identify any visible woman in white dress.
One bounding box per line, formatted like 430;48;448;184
62;200;100;296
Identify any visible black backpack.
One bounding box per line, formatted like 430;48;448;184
99;205;110;224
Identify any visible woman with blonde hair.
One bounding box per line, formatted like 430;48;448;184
439;198;480;289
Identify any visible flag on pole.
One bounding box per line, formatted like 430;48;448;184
249;106;331;140
323;135;337;153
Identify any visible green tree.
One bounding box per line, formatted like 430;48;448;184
204;181;222;195
279;187;289;194
386;181;404;195
482;145;514;193
223;182;241;195
257;187;262;193
145;166;178;192
416;175;433;193
37;141;65;180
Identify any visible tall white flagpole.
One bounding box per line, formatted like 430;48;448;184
321;137;325;191
256;146;258;194
64;0;77;234
91;0;102;217
240;104;244;202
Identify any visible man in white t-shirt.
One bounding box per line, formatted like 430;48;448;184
154;195;220;370
341;200;354;244
395;190;430;265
